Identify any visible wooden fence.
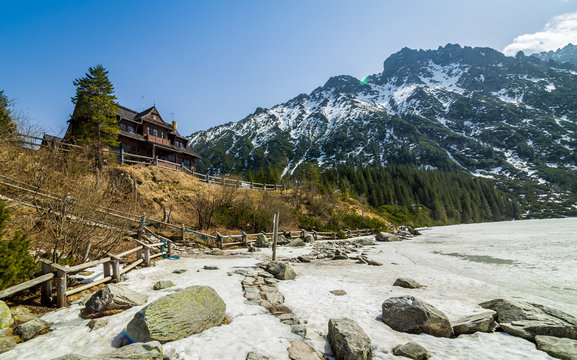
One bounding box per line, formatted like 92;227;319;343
0;224;173;307
8;134;288;192
108;148;287;191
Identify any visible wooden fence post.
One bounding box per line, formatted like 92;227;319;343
112;258;121;282
167;241;172;257
56;269;67;307
216;232;223;249
332;232;337;240
272;212;279;261
103;261;111;278
300;229;305;239
241;232;247;247
120;147;124;164
250;181;253;189
41;262;52;306
138;215;146;241
312;230;318;241
143;246;151;266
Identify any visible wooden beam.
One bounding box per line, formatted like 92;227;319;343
0;273;54;300
56;269;67;307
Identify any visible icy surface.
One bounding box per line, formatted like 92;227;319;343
4;219;576;359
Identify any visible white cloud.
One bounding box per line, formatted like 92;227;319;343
503;11;577;56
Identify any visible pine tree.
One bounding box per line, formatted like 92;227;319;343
0;201;36;290
70;65;120;168
0;90;17;139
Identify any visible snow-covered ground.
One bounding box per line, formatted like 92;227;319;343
4;219;575;360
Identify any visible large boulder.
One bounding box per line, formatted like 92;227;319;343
14;317;51;341
452;312;496;335
106;341;163;359
265;262;296;280
535;336;577;360
303;233;315;243
81;284;148;318
381;296;453;338
246;353;269;360
393;278;423;289
10;306;39;324
0;301;13;329
124;285;226;343
375;232;401;242
327;318;373;360
255;234;271;248
392;342;430;360
288;340;322;360
480;299;577;341
153;280;174;290
288;239;306;247
0;335;17;354
50;342;163;360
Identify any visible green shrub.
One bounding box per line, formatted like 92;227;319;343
0;201;37;290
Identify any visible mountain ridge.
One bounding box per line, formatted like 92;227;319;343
187;44;577;202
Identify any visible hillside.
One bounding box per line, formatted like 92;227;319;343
0;141;390;264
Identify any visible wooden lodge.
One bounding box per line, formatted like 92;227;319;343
60;105;200;172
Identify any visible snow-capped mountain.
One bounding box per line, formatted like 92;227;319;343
188;44;577;186
532;43;577;66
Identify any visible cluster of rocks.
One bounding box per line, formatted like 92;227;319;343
378;295;577;360
0;301;51;355
253;233;312;249
238;261;306;338
288;239;382;266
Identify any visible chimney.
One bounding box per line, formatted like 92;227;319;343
172;121;177;130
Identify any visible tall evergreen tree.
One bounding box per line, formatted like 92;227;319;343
69;65;119;168
0;90;17;138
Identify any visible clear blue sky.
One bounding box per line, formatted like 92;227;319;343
1;0;576;136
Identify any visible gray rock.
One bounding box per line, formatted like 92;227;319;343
79;294;92;306
366;260;382;266
124;286;226;343
375;232;401;242
288;340;322;360
10;306;39;324
87;318;109;331
303;234;315;243
153;280;175;290
535;336;577;360
203;265;219;270
106;341;163;359
480;299;577;341
0;336;17;355
297;255;315;263
0;301;13;329
288;239;306;247
255;234;271;248
172;269;187;274
327;318;373;360
246;352;269;360
355;238;374;246
382;296;453;338
393;278;423;289
81;284;148;318
14;318;51;341
210;249;224;255
330;290;347;296
265;262;296;280
291;324;307;337
392;342;430;360
50;355;101;360
262;290;284;305
452;312;496;335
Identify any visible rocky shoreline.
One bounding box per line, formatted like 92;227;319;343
1;229;575;359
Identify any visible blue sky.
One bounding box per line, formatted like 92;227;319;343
1;0;576;136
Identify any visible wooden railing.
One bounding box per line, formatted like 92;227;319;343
0;227;173;308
